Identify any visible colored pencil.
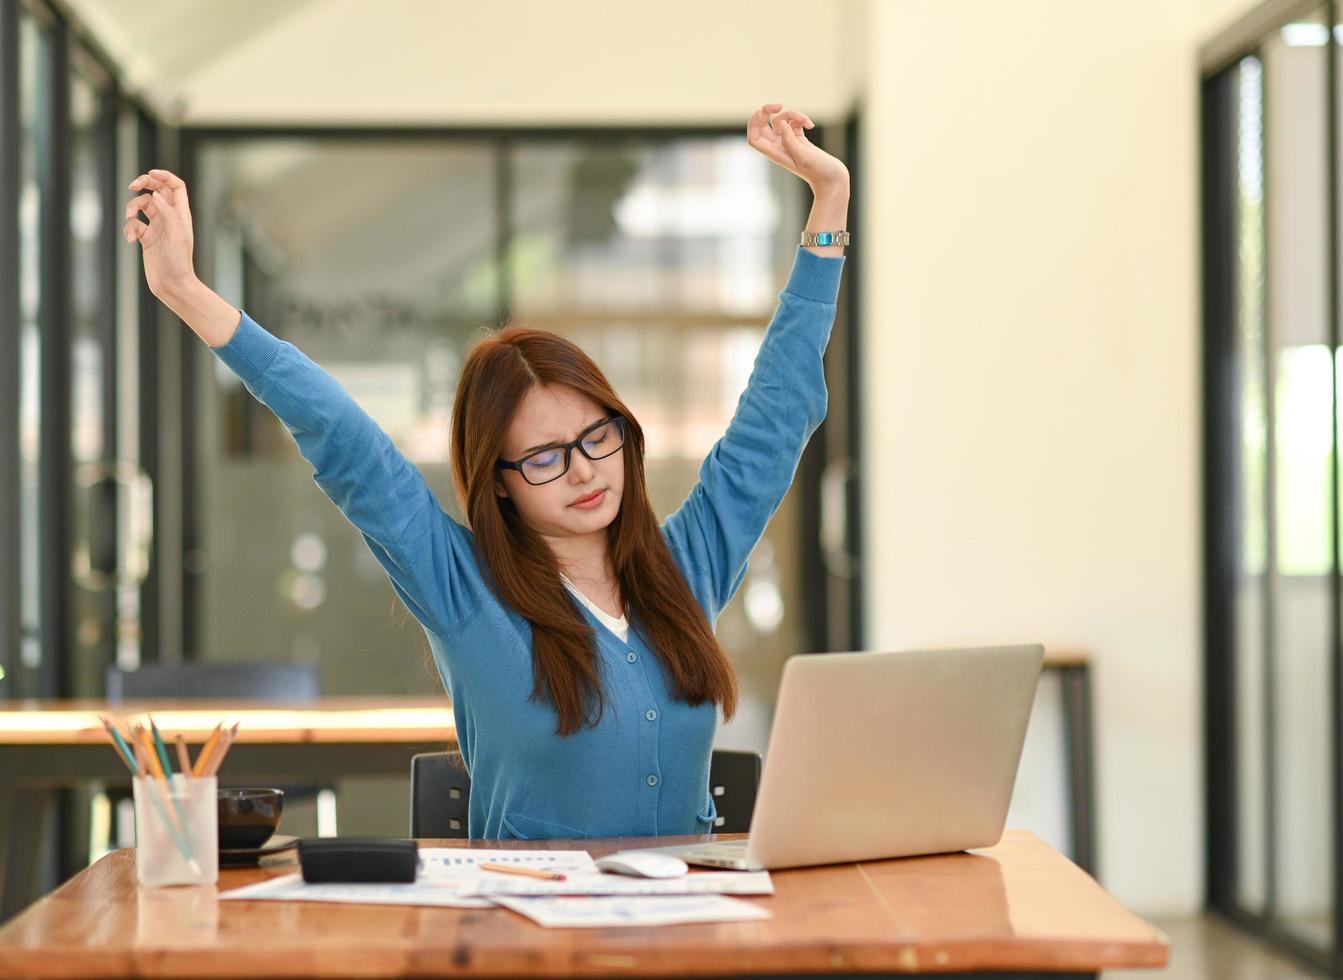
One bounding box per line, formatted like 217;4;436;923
192;723;224;777
174;734;192;776
98;716;138;775
203;723;239;777
147;715;175;776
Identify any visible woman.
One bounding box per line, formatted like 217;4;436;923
123;103;849;840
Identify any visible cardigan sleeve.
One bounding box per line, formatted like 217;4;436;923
661;247;845;620
210;311;483;635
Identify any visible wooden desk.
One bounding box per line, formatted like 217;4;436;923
0;830;1166;978
0;697;457;921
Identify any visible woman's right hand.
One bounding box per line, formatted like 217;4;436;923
123;168;198;301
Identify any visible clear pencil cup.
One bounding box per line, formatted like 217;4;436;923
133;774;219;887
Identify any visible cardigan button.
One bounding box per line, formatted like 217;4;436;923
626;651;637;663
646;774;658;786
645;709;658;722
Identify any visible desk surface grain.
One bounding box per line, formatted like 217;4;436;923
0;830;1166;977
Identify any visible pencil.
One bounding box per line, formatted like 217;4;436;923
201;729;229;777
478;862;567;881
192;723;224;777
202;723;238;777
147;715;175;776
174;734;192;777
98;716;138;775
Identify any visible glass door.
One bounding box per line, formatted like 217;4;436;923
1204;5;1341;972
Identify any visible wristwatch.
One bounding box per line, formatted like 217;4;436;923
800;230;850;247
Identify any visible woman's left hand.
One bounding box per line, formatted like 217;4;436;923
747;102;850;193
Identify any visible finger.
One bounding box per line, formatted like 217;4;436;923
748;102;784;138
747;121;791;168
129;169;185;191
126;196;166;225
149;170;193;238
123;215;159;246
149;188;176;217
147;169;190;212
147;168;186;190
124;194;154;219
129;170;191;215
128;173;170;193
747;119;782;157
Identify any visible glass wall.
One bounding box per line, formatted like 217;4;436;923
187;134;808;751
2;0;167;907
15;4;55;698
1204;3;1342;972
1263;11;1334;950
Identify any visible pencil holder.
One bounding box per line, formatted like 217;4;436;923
133;774;219;887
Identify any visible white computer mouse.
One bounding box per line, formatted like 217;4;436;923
594;850;690;878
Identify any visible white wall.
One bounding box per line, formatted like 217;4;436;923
861;0;1257;915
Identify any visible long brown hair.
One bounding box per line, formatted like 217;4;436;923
451;327;738;736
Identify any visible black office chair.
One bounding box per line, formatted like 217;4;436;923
104;663;338;838
409;748;762;839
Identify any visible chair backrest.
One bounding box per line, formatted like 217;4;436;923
705;748;762;833
410;750;473;838
105;663;320;703
409;747;762;839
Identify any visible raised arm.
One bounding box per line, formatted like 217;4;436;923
123;169;481;635
662;105;849;618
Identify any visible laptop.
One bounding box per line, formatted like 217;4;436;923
651;644;1044;871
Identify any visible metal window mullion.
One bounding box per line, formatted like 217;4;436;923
0;0;22;698
1259;42;1280;926
177;128;199;662
1201;65;1241;912
36;13;71;699
94;81;119;678
134;108;160;668
1327;0;1343;968
845;109;864;650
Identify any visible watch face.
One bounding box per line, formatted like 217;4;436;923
816;232;833;246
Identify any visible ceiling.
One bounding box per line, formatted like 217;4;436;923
54;0;863;126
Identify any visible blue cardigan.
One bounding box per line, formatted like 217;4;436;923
211;246;845;840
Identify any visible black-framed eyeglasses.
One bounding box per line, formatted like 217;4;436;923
497;415;627;486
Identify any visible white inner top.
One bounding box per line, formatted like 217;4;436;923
559;573;630;642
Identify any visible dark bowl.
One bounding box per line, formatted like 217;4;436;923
217;788;284;851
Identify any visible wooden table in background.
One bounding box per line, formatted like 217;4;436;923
0;829;1166;978
1041;649;1097;875
0;697;457;920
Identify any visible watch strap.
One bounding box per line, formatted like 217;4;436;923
800;230;850;247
